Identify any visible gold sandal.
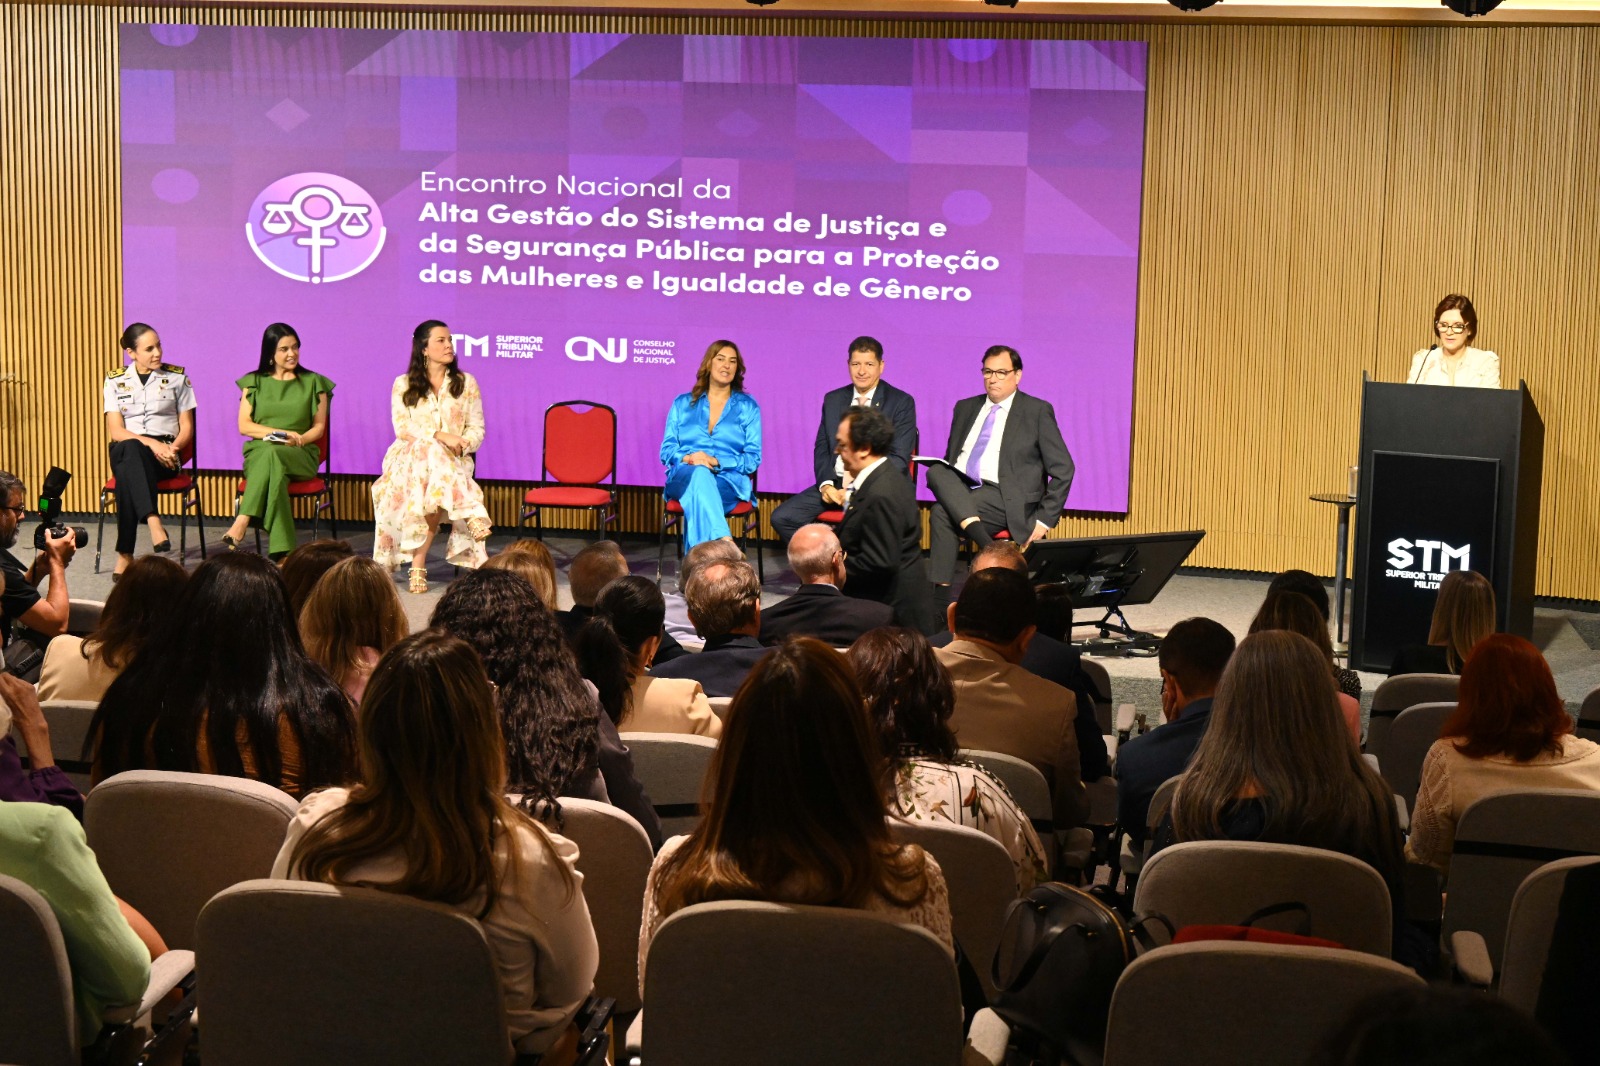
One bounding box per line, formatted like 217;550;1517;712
467;517;493;542
408;567;428;594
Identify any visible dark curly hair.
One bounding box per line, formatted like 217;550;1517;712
846;627;958;763
402;319;464;407
430;568;600;821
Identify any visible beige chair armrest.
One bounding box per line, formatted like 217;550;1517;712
1450;930;1495;988
1394;793;1409;834
1115;703;1138;734
624;1010;645;1064
1362;753;1381;773
1055;827;1096;874
1119;834;1146;879
102;949;195;1025
964;1008;1011;1066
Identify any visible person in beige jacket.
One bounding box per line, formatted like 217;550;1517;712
933;568;1086;827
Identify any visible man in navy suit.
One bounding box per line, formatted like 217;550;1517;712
770;336;918;545
649;559;771;698
760;523;894;646
925;345;1074;586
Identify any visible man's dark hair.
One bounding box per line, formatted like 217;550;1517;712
1035;583;1075;643
1268;569;1330;622
847;336;883;360
1157;617;1236;696
569;540;629;607
982;344;1022;371
0;470;22;505
840;407;894;457
952;568;1036;645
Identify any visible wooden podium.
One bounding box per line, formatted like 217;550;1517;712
1349;379;1543;673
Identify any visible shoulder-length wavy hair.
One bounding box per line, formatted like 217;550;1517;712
402;319;464;406
255;322;310;377
299;556;410;700
286;631;573;915
690;339;745;403
1442;634;1571;762
90;553;357;796
1170;630;1402;865
83;554;188;672
429;569;599;819
482;539;558;609
651;638;934;918
847;627;958;764
1428;570;1496;673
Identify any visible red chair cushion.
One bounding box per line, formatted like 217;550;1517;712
994;529;1012;540
817;509;846;524
285;479;327;497
105;476;191;492
525;487;613;508
664;499;756;517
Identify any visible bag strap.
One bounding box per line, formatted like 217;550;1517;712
992;888;1096;993
1240;901;1312;937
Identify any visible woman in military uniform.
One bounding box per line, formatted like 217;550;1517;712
104;323;196;577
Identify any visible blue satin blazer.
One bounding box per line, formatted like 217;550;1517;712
659;390;763;501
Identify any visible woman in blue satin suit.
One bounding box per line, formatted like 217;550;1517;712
660;340;762;549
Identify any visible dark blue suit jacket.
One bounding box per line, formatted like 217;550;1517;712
648;634;771;698
1114;697;1214;842
813;380;917;486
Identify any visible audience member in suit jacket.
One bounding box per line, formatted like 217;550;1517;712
925;345;1073;584
649;559;771;698
833;408;941;636
770;336;918;545
760;524;894;646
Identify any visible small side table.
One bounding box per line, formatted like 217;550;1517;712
1310;493;1357;650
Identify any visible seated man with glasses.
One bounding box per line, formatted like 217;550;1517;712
1406;293;1501;389
758;523;892;646
923;345;1074;591
0;470;77;680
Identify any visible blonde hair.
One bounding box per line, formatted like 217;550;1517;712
299;556;409;696
1428;570;1496;673
484;540;558;608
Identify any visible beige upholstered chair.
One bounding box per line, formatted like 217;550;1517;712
1380;701;1455;818
959;749;1051;831
1079;657;1115;734
889;818;1017;1001
12;699;99;792
1134;840;1393;957
1366;673;1458;760
706;696;732;721
618;732;717;838
1117;773;1181;887
85;770;298;950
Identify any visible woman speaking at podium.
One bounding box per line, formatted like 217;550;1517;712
660;340;762;549
1406;294;1501;389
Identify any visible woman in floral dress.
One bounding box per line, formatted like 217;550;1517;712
372;320;492;592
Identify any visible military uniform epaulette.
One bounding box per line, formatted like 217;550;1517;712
106;365;128;380
161;363;186;375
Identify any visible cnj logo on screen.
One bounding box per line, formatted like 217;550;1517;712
1385;538;1471;590
566;337;628;364
246;173;386;284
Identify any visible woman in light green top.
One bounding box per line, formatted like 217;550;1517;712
222;323;334;560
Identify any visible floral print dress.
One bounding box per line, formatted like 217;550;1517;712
892;756;1051;895
371;372;491;569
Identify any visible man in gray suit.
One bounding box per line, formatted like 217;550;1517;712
924;345;1074;586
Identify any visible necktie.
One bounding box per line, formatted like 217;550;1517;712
964;404;1001;482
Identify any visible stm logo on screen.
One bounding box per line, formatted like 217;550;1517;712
246;173;387;284
1385;539;1471;589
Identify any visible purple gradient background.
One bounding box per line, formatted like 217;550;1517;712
120;27;1147;509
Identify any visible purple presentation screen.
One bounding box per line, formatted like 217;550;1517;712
120;27;1147;509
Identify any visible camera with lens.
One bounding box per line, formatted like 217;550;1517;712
32;466;88;550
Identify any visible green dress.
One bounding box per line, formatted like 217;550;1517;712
236;371;335;556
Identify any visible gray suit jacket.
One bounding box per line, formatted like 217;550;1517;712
942;390;1074;537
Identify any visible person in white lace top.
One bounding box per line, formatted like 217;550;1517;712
638;638;951;994
849;626;1049;894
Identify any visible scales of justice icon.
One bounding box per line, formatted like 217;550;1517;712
257;184;378;284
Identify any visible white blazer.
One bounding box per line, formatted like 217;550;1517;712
1406;346;1501;389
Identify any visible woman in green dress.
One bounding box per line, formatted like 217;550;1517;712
221;323;333;560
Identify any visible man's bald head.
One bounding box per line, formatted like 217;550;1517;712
972;541;1028;575
788;523;844;585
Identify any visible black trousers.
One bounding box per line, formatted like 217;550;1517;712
925;465;1009;584
770;487;831;544
108;438;170;554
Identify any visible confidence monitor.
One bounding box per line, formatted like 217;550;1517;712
1025;530;1205;642
1350;379;1543;673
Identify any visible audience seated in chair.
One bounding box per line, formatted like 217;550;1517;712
299;556;409;707
575;575;720;739
660;538;745;647
1114;617;1235;844
1155;630;1409;957
930;543;1109;783
36;554;187;704
273;630;599;1063
1388;569;1495;678
0;673;85;816
649;560;770;699
849;627;1048;894
934;568;1087;828
760;524;892;647
485;538;559;609
1269;569;1362;699
88;553;357;799
431;568;663;850
638;638;952;993
1406;634;1600;875
277;538;355;620
556;540;630;640
1249;590;1361;747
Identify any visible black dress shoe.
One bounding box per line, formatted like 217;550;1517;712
152;539;172;553
221;535;239;551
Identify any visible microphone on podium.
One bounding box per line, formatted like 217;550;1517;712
1408;342;1438;385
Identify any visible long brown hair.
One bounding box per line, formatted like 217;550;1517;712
1249;590;1338;682
689;339;745;403
401;319;464;406
1170;631;1402;865
286;631;572;914
1442;633;1572;762
299;556;410;697
84;555;188;671
652;638;933;917
1427;570;1495;673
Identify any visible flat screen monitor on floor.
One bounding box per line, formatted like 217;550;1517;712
1025;529;1205;614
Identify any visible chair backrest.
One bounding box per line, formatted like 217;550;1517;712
1445;788;1600;970
643;900;962;1066
1103;941;1423;1066
1146;775;1181;836
197;879;511;1066
1133;840;1393;957
1079;658;1115;734
619;732;718;838
1382;701;1456;811
707;696;732;721
1577;684;1600;743
540;797;653;1013
888;819;1017;1001
176;436;197;468
0;874;77;1066
959;749;1052;831
12;700;99;788
1496;855;1600;1013
85;770;299;950
67;598;105;636
1367;673;1458;759
544;401;617;486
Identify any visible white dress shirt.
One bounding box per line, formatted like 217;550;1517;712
1406;346;1501;389
953;392;1015;485
826;386;879;487
844;455;890;511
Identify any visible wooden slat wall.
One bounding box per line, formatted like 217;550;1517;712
2;8;1598;597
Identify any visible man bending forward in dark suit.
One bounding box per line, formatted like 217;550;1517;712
760;523;893;646
834;407;941;636
925;345;1074;586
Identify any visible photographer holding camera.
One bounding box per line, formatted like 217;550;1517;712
1;470;77;680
